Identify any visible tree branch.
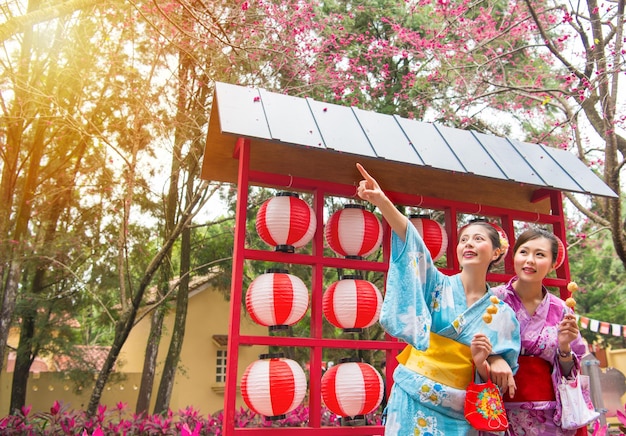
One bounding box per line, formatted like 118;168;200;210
0;0;113;43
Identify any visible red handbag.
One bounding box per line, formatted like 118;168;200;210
464;364;509;432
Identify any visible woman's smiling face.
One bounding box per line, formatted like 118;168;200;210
457;224;498;269
513;236;555;283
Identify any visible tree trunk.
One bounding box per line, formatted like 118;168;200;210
0;115;46;373
0;0;37;374
86;185;207;416
135;307;165;414
9;307;36;413
153;220;191;413
152;60;209;408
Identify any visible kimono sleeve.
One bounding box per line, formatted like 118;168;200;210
486;300;521;375
379;221;446;350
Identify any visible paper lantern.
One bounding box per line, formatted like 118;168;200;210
323;275;382;332
555;236;566;269
321;360;384;420
246;269;309;331
256;192;317;253
325;204;382;259
409;214;448;261
241;354;307;419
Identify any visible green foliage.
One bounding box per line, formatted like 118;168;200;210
567;231;626;349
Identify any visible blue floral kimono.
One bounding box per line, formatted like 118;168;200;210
381;223;521;436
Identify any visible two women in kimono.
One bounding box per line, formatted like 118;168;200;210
356;163;521;436
487;228;588;436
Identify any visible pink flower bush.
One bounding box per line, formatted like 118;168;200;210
0;401;381;435
590;402;626;436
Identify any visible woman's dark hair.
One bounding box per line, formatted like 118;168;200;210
513;228;559;264
459;220;505;270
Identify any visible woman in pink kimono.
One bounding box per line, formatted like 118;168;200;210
488;228;590;436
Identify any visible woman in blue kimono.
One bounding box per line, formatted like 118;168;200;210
356;163;521;436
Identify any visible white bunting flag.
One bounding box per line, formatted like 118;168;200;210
613;324;622;336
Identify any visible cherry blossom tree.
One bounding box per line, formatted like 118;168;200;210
235;0;624;265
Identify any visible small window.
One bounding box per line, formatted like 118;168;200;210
216;349;227;383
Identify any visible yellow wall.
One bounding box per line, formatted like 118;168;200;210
605;348;626;406
606;348;626;373
1;284;267;417
0;372;142;416
119;283;268;415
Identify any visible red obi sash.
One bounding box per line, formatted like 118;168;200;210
504;355;555;402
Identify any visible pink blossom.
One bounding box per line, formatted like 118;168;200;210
50;400;61;415
20;405;32;417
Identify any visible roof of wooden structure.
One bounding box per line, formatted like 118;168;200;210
202;82;616;215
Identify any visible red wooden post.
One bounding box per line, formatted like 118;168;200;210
224;138;251;435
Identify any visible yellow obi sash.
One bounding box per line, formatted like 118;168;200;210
396;332;473;390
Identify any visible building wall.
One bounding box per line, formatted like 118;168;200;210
119;284;268;415
0;372;142;416
605;348;626;409
1;284;268;417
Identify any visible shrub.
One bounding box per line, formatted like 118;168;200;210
0;401;382;435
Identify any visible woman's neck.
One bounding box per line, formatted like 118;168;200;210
460;270;488;300
512;278;545;314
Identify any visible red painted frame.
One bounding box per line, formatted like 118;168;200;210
222;138;571;435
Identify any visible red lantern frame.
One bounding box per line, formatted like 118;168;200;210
221;138;573;436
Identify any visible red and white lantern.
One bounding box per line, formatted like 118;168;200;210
241;354;307;419
323;276;382;332
321;360;384;419
256;192;317;253
409;214;448;261
555;236;566;269
246;269;309;331
325;205;382;259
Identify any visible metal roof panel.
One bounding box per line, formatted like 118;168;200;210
507;139;582;192
394;117;466;172
203;82;617;199
541;145;617;197
352;108;424;165
435;124;506;179
306;99;377;157
214;82;271;140
258;89;325;148
472;131;546;186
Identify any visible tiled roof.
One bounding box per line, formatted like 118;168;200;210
5;352;49;372
53;345;113;372
212;334;228;347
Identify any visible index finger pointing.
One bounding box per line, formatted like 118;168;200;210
356;163;374;181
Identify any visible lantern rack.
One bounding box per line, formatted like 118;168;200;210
223;139;571;435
